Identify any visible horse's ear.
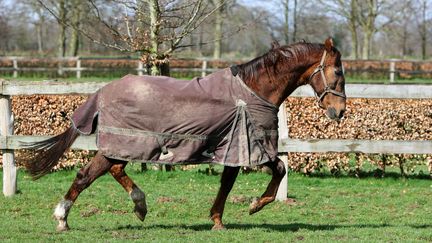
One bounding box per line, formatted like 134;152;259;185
271;40;280;50
324;37;334;52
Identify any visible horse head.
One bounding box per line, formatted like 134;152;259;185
307;38;346;121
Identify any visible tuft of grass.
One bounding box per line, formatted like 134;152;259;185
1;165;431;242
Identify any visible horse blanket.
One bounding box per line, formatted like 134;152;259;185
71;68;279;167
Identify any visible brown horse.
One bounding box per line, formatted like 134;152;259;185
24;38;346;231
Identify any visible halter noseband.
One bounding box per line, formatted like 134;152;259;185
309;50;346;108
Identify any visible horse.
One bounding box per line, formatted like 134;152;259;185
24;38;346;231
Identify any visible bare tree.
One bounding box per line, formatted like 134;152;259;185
282;0;289;44
68;0;85;56
319;0;360;58
357;0;378;59
292;0;297;42
418;0;429;60
57;0;68;57
212;0;225;59
389;0;415;58
356;0;404;59
0;0;10;53
38;0;229;75
16;0;50;55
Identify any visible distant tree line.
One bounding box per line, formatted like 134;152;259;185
0;0;430;62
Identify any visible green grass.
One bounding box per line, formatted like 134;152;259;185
346;77;432;84
1;165;431;242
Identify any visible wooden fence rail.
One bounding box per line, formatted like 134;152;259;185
1;136;431;155
1;81;432;197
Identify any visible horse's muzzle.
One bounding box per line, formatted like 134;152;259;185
326;107;345;121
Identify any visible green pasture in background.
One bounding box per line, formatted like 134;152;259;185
1;166;431;242
1;71;432;84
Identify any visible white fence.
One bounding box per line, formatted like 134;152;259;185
1;81;432;197
0;57;216;79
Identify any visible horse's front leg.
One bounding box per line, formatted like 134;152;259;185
249;158;286;215
210;166;240;230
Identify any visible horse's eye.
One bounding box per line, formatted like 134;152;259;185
335;69;343;76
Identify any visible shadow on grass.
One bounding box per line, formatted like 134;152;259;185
115;222;432;232
305;170;431;180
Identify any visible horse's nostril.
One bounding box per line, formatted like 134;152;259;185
339;109;345;119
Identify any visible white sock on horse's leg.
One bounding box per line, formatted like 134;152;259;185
53;199;73;231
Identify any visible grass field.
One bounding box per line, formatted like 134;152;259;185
1;165;431;242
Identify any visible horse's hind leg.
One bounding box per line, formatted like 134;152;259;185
249;158;286;215
53;152;113;231
109;163;147;221
210;166;240;230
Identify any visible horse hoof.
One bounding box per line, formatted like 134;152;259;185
56;223;70;232
134;205;147;222
212;224;226;230
249;197;261;215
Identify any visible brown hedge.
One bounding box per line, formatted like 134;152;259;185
285;97;432;176
0;95;431;176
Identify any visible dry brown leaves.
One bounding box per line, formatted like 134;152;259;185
9;95;94;170
286;97;432;175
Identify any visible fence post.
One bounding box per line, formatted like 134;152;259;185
76;59;81;79
137;61;144;76
201;60;207;77
12;58;18;78
389;59;396;83
58;58;64;76
276;102;289;201
0;86;16;197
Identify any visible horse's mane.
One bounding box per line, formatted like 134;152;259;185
237;41;324;82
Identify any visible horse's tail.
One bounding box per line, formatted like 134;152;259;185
24;126;79;180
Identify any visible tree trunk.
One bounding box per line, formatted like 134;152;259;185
68;1;81;57
421;0;427;60
362;30;372;59
147;0;161;76
212;0;223;59
361;0;377;60
57;0;67;57
36;24;43;54
349;27;359;59
349;0;359;59
402;24;408;58
283;0;290;44
292;0;297;42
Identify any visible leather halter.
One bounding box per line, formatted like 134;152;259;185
309;50;346;108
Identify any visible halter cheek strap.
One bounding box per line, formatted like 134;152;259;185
309;50;346;108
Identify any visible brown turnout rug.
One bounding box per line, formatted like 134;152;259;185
71;68;279;167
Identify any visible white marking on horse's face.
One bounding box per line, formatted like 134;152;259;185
53;199;73;220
